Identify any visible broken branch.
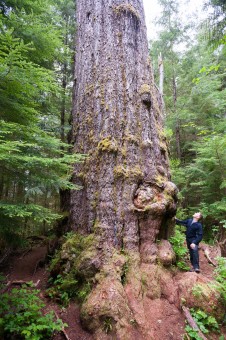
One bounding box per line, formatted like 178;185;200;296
203;248;217;267
182;306;208;340
54;311;71;340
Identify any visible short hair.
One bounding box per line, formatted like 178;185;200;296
198;212;203;221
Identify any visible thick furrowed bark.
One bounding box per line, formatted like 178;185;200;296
70;1;178;338
71;0;176;244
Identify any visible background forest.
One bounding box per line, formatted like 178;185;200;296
150;0;226;245
1;0;225;249
0;0;84;249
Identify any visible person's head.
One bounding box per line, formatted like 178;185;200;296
193;212;202;221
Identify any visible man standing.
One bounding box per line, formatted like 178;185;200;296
175;212;203;273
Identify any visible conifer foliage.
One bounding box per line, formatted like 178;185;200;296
0;0;82;249
151;0;226;244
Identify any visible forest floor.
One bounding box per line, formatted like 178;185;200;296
1;242;93;340
1;241;225;340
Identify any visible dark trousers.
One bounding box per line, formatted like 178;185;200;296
187;241;199;269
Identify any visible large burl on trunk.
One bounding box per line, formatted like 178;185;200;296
70;0;178;338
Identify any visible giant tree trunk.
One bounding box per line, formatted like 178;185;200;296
70;0;178;338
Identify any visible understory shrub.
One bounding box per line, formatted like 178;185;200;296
0;284;66;339
169;226;189;270
47;273;91;306
185;308;220;340
214;257;226;304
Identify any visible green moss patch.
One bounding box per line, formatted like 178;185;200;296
47;232;98;305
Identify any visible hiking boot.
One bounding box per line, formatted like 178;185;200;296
194;268;200;273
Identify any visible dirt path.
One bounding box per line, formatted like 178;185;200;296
7;245;48;286
143;298;185;339
1;242;225;340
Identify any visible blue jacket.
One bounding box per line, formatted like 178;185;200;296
175;218;203;245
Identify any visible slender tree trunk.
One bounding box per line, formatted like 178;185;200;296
70;1;177;338
60;68;67;143
60;25;68;144
0;174;4;200
173;73;181;160
58;31;69;236
158;53;164;96
158;52;165;115
58;9;76;237
175;121;181;159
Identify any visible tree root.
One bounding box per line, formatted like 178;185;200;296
182;306;208;340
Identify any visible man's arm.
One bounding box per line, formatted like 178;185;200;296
175;218;189;226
